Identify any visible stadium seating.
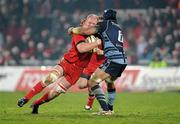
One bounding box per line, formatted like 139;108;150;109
0;0;179;66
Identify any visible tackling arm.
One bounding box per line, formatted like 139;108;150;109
76;39;101;53
70;27;98;35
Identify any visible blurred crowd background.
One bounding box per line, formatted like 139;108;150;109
0;0;179;66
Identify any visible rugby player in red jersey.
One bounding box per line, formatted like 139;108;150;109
17;14;101;114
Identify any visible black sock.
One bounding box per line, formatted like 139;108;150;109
107;88;115;111
108;104;113;111
91;85;109;111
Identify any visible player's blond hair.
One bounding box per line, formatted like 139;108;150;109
87;14;99;19
80;14;99;26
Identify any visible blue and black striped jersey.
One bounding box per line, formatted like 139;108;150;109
97;20;128;64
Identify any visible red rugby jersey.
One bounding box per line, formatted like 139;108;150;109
64;34;92;68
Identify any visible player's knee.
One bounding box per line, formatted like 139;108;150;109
78;83;87;89
77;78;88;89
105;78;115;89
91;74;102;83
48;89;60;100
105;77;113;83
89;74;102;87
44;72;59;85
55;84;66;94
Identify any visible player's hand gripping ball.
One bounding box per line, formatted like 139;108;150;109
86;35;98;53
86;35;96;43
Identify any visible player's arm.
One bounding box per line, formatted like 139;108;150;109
76;38;101;53
70;26;98;35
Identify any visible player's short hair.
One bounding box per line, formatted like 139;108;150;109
86;14;98;19
80;14;99;26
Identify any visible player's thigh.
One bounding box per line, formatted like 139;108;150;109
44;65;64;85
46;65;64;80
92;68;110;80
48;77;70;96
51;65;64;77
89;68;110;87
57;76;72;90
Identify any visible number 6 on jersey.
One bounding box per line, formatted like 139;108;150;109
118;30;123;43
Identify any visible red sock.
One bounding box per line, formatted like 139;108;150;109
87;95;95;107
25;81;45;100
33;93;49;105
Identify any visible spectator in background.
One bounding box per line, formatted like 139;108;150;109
35;42;45;61
172;42;180;65
149;52;168;68
20;39;36;60
10;46;20;65
0;31;4;48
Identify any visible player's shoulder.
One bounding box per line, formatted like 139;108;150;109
72;34;85;37
111;21;121;29
72;34;87;45
96;21;108;33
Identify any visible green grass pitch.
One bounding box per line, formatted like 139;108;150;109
0;92;180;124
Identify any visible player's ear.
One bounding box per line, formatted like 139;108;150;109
80;19;86;26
